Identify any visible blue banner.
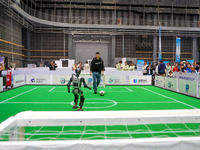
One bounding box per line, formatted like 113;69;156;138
137;60;144;70
187;60;194;66
176;37;181;62
164;61;169;66
158;24;162;60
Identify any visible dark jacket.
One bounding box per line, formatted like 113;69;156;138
90;57;105;73
146;65;154;75
158;63;166;75
49;64;57;70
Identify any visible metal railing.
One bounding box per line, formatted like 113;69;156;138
18;0;200;28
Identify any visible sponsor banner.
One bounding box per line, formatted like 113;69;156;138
155;76;165;88
173;72;198;81
129;76;152;85
105;75;126;85
199;80;200;98
13;75;25;88
176;37;181;62
164;77;177;92
0;77;3;92
198;74;200;98
81;74;104;86
0;56;4;64
26;75;51;85
179;79;197;97
137;60;144;71
53;75;71;85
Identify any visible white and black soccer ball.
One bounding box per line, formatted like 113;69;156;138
100;90;105;96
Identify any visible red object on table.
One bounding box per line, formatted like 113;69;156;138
6;69;12;87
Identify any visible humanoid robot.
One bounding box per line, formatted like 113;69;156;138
67;68;91;111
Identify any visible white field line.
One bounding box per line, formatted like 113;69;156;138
3;130;198;136
49;87;56;92
4;101;177;104
141;87;196;109
0;87;38;104
50;91;131;93
125;87;133;92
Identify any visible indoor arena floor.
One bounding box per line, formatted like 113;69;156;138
1;85;200;141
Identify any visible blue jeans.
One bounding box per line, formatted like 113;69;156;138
93;72;101;92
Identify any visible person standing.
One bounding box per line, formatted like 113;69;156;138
143;61;148;75
123;62;129;71
84;61;90;71
129;63;135;71
49;61;58;70
116;61;123;71
158;60;166;76
0;64;3;77
166;63;172;72
90;52;105;94
173;63;179;72
146;63;153;75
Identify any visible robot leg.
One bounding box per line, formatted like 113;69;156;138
79;90;85;108
72;89;79;105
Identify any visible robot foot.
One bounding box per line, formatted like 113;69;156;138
77;109;84;111
72;105;79;109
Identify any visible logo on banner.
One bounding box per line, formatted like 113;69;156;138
88;78;93;85
31;78;35;82
60;78;66;84
168;81;173;88
133;79;147;84
133;79;138;83
31;78;46;83
15;80;24;83
185;84;189;93
108;78;120;84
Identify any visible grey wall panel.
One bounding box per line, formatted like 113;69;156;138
75;42;109;67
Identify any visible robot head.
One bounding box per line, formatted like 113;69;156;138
75;68;81;77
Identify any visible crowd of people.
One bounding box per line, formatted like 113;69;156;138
114;60;200;77
72;61;90;71
116;61;136;71
144;60;200;77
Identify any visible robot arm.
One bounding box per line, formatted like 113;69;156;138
81;78;91;90
67;77;73;93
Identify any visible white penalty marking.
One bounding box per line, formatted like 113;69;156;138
141;87;196;109
0;87;38;104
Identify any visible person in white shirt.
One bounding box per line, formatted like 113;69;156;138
83;61;90;71
129;63;135;71
116;61;123;71
123;62;129;71
166;63;172;72
143;61;148;75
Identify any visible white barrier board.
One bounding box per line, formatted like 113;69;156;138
13;75;25;88
129;75;152;85
164;77;177;92
53;75;71;85
81;74;104;86
26;75;51;85
0;77;3;92
179;79;197;97
155;76;165;88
